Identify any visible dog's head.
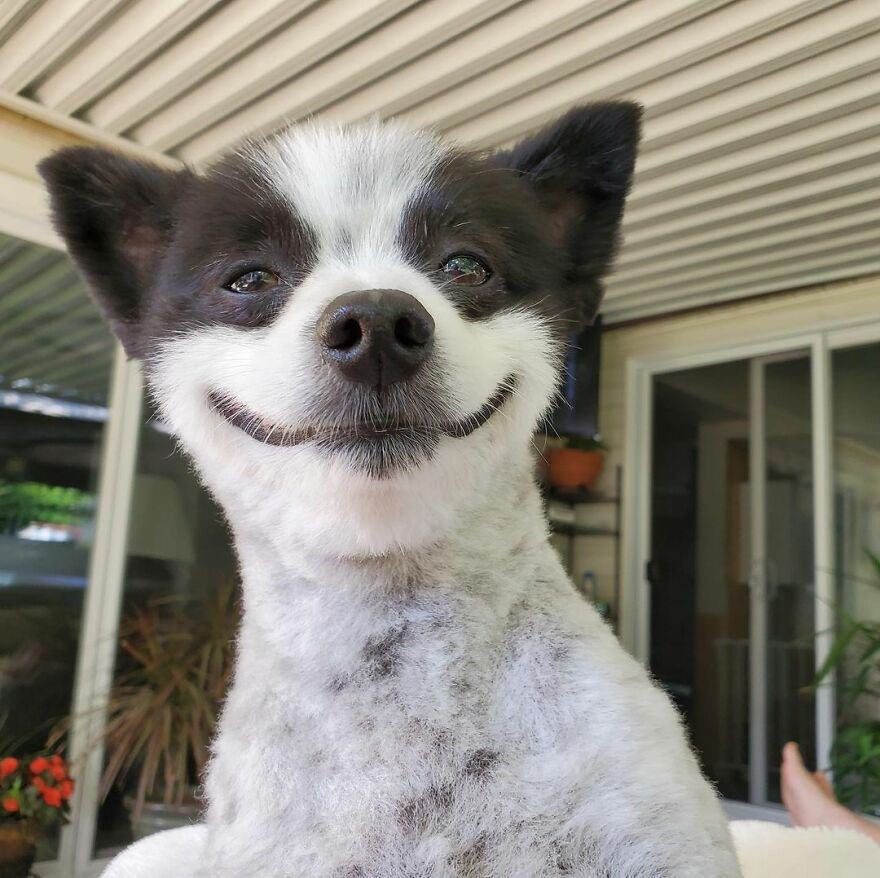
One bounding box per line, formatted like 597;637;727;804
40;105;640;556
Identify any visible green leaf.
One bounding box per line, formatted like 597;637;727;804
815;619;861;684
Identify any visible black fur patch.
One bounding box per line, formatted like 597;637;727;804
37;148;195;355
463;748;500;779
145;153;316;348
553;843;576;874
399;103;641;332
39;148;316;358
449;835;489;875
396;783;454;835
361;624;409;679
494;102;641;325
399;152;567;328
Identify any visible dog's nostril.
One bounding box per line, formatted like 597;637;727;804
317;289;434;388
325;316;362;351
394;315;429;349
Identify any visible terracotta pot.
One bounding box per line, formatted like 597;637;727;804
547;448;604;491
0;821;39;878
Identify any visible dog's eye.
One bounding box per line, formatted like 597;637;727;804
440;254;490;286
225;269;280;294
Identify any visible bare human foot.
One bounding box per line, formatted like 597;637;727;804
781;741;880;844
810;766;834;800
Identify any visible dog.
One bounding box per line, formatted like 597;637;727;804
40;104;740;877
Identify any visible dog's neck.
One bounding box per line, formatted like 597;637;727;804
202;447;577;870
219;451;551;677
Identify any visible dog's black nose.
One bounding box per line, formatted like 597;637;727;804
316;289;434;388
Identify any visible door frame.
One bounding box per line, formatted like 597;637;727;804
621;315;880;814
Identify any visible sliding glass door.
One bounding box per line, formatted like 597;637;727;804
645;331;879;812
649;358;752;801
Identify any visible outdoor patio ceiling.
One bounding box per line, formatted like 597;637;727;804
1;0;880;323
0;233;112;404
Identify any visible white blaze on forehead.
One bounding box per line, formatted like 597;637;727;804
247;119;450;262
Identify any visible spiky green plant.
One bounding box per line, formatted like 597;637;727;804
98;583;238;817
816;550;880;815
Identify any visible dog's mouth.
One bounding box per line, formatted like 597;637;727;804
207;377;517;448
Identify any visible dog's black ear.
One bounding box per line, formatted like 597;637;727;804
38;147;194;357
495;102;641;323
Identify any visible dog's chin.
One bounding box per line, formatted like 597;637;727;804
207;377;516;476
316;430;440;477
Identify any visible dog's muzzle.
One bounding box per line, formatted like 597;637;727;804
208;287;516;466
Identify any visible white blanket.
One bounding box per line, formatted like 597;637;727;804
730;820;880;878
102;820;880;877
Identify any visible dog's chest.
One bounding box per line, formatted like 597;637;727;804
204;584;587;876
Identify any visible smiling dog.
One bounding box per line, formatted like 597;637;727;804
40;105;740;877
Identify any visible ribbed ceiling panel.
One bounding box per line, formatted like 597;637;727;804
2;0;879;322
0;234;112;405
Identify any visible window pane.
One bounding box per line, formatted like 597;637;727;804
0;234;114;860
650;353;818;807
93;396;237;859
650;360;751;801
763;355;815;802
831;341;880;811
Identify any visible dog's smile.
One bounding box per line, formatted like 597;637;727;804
208;377;517;448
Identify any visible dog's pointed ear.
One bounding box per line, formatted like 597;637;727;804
38;147;194;357
494;102;641;324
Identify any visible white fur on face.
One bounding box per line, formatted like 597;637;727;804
148;120;562;556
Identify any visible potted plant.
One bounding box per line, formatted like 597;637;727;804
815;550;880;816
546;434;607;491
61;583;238;840
0;752;73;877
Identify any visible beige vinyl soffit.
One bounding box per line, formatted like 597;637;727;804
2;0;879;323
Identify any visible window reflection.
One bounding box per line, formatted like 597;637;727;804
93;397;238;859
0;233;113;861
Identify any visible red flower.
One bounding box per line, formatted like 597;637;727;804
0;758;18;779
50;765;66;782
59;780;74;800
29;757;50;775
2;797;19;813
33;776;47;793
42;787;62;808
49;755;64;767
